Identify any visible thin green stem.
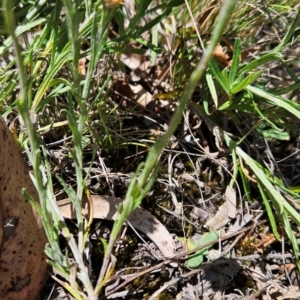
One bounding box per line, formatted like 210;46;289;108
3;0;28;106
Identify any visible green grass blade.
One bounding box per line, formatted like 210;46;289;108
206;73;218;108
208;58;230;94
246;85;300;119
202;75;212;115
0;18;47;55
229;38;241;84
236;146;300;227
241;52;282;73
238;166;251;202
271;8;300;53
135;8;172;36
231;71;262;94
257;182;279;240
32;48;71;111
270;81;300;96
280;211;300;270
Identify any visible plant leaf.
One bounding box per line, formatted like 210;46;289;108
206;73;218;108
186;230;219;269
246;85;300;119
208;58;230;94
229;38;241;84
231;71;262;94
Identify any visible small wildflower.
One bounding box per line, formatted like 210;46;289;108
103;0;123;8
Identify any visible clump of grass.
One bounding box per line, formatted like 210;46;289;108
1;0;300;298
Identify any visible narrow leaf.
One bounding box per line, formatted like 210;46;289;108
257;182;280;240
241;52;282;73
231;71;262;94
206;73;218;108
229;38;241;84
246;85;300;119
208;58;229;94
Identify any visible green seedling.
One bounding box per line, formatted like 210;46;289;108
183;230;219;269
